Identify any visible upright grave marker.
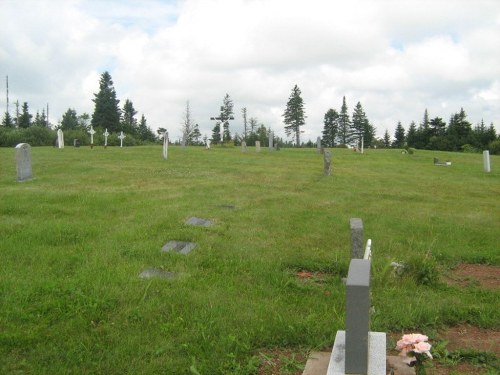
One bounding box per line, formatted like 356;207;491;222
88;126;96;149
162;131;168;160
15;143;33;181
241;141;247;152
57;129;64;149
269;131;274;151
317;136;322;154
118;131;126;147
483;150;491;172
324;150;332;176
255;141;261;152
206;139;211;149
350;218;364;259
103;128;109;149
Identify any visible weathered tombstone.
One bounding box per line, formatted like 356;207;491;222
220;124;224;145
161;241;196;255
317;136;322;154
241;141;247;152
163;131;168;160
269;131;274;151
185;217;213;227
255;141;261;152
206;139;211;149
88;126;96;149
361;136;364;154
73;139;81;147
483;150;491;172
15;143;33;182
57;129;64;149
323;150;332;176
118;131;126;147
103;128;109;149
350;218;364;259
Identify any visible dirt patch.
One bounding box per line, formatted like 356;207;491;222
257;348;307;375
444;263;500;289
436;324;499;356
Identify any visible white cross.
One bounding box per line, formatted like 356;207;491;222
118;131;126;147
88;126;96;145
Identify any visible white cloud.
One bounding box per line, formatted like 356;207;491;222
1;0;499;141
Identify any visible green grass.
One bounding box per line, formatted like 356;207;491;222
0;145;499;374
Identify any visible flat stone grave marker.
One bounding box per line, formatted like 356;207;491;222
185;217;213;227
161;241;196;255
15;143;33;182
139;268;177;279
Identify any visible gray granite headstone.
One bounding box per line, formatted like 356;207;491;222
15;143;33;182
139;268;177;279
317;136;322;154
185;217;213;227
345;259;370;374
324;150;332;176
350;218;364;259
269;132;274;151
483;150;491;172
255;141;261;152
161;241;196;255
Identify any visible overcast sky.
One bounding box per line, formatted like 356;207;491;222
1;0;499;141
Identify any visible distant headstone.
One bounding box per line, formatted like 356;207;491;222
15;143;33;182
323;150;332;176
317;137;322;154
255;141;261;152
118;131;126;147
185;217;213;227
241;141;247;152
103;128;110;149
483;150;491;172
163;131;168;160
269;132;274;151
88;126;96;149
161;241;197;255
350;218;364;259
73;139;81;147
139;268;177;279
57;129;64;149
206;139;211;149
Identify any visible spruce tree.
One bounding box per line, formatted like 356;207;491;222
351;101;369;147
393;121;406;148
121;99;138;134
321;108;339;147
18;102;32;128
91;71;121;132
60;108;79;130
1;112;14;128
383;129;391;148
337;96;351;145
282;84;306;146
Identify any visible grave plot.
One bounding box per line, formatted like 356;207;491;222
161;240;197;255
185;217;213;227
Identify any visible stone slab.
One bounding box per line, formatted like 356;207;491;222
386;356;415;375
161;241;197;255
302;351;331;375
185;217;213;227
327;331;386;375
139;268;177;279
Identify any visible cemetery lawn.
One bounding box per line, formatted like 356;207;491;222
0;146;498;374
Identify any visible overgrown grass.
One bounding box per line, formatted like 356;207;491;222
0;146;498;374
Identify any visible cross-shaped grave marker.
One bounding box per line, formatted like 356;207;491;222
88;126;96;149
118;131;126;147
103;128;109;148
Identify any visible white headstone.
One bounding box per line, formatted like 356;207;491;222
220;123;223;144
483;150;491;172
103;128;109;148
269;131;274;151
15;143;33;181
255;141;261;152
88;126;96;147
163;131;168;160
206;139;211;149
118;131;126;147
241;141;247;152
57;129;64;149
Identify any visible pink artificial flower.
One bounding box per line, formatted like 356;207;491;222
414;341;433;358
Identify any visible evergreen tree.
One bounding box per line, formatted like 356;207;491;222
137;114;156;142
91;71;121;132
241;107;248;141
181;101;197;145
218;94;234;142
1;111;15;128
60;108;79;130
121;99;138;134
321;108;339;147
191;124;202;145
363;122;377;147
393;121;406;148
211;123;221;144
406;121;418;147
282;84;306;146
18;102;32;128
447;108;472;151
78;113;90;129
383;129;391;148
351;102;368;147
337;96;351;145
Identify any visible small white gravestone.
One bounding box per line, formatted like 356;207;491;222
162;131;168;160
118;131;126;147
88;126;96;148
15;143;33;181
269;131;274;151
103;128;109;148
220;124;224;144
57;129;64;149
255;141;261;152
483;150;491;172
241;141;247;152
206;139;211;149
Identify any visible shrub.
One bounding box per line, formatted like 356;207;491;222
488;140;500;155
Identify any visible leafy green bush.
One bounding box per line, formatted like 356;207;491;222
488;139;500;155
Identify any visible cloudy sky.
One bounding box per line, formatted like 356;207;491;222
1;0;499;141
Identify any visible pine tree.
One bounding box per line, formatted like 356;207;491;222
60;108;79;130
181;101;196;145
406;121;418;147
211;123;221;144
383;129;391;148
18;102;32;128
337;96;351;145
1;111;14;128
121;99;138;134
351;101;369;147
282;84;306;146
393;121;406;148
447;108;472;151
137;114;156;142
321;108;339;147
91;71;121;132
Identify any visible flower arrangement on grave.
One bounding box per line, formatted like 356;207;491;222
396;333;433;375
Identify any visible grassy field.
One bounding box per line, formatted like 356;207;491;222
0;145;498;374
